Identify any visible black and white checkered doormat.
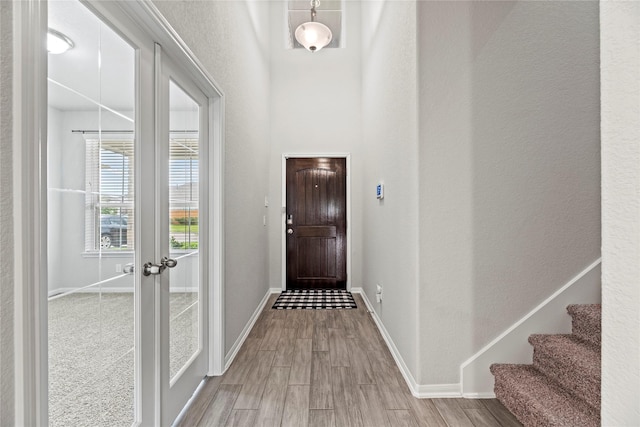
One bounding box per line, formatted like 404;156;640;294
272;289;357;310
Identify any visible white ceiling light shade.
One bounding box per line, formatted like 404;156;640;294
295;22;332;52
47;28;74;54
294;0;332;52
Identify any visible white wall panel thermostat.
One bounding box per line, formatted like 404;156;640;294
376;183;384;199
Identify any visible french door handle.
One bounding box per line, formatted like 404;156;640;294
143;257;178;276
162;257;178;269
123;263;135;275
143;262;164;276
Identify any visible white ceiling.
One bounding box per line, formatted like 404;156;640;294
48;0;135;113
48;0;197;113
48;0;345;112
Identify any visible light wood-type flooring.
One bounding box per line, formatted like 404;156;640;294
177;293;523;427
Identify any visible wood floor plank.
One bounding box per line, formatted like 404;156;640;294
357;384;390;426
339;310;360;339
254;367;290;427
244;350;275;384
481;399;523;427
222;337;263;385
198;384;242;427
260;319;284;351
225;409;257;427
432;399;474;427
290;339;313;385
367;349;407;409
313;309;328;325
309;410;336;427
284;309;303;329
232;350;275;409
354;313;383;351
325;310;340;329
386;410;419;427
328;328;350;367
297;310;314;339
456;398;488;409
348;338;375;384
233;382;266;410
312;317;329;352
270;300;287;320
282;385;310;427
331;367;364;427
273;327;298;367
248;311;271;339
310;351;333;409
404;396;448;427
464;408;504;427
177;376;223;427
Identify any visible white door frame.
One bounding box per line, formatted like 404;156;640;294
12;1;225;424
12;1;48;425
281;153;352;291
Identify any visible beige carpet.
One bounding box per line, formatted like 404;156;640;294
48;292;198;427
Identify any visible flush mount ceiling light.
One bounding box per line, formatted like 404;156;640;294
295;0;332;53
47;28;74;54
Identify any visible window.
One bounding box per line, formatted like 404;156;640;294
169;135;199;250
84;136;199;251
85;138;134;251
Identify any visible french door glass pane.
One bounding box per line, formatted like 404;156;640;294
48;1;136;425
168;80;201;382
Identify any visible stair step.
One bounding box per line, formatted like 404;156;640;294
566;304;601;348
490;364;600;427
529;334;600;412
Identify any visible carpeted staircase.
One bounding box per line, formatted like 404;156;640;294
490;304;601;426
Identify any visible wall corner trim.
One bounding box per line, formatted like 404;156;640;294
223;288;280;371
352;288;462;398
459;258;602;396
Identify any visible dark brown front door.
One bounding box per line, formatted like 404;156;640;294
286;157;347;289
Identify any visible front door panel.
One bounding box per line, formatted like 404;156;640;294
286;158;347;289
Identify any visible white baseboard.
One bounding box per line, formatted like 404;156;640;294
223;288;280;371
48;286;199;298
48;287;133;297
462;392;497;399
352;288;462;398
460;258;602;396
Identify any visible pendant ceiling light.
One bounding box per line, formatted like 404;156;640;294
295;0;332;53
47;28;74;54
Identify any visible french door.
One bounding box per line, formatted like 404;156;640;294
154;44;210;424
46;1;212;425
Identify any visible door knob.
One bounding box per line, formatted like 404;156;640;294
143;262;163;276
287;228;294;234
143;257;178;276
162;256;178;269
123;263;135;275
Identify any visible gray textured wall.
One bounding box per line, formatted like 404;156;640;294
361;0;420;379
0;0;14;423
417;0;601;384
601;1;640;424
